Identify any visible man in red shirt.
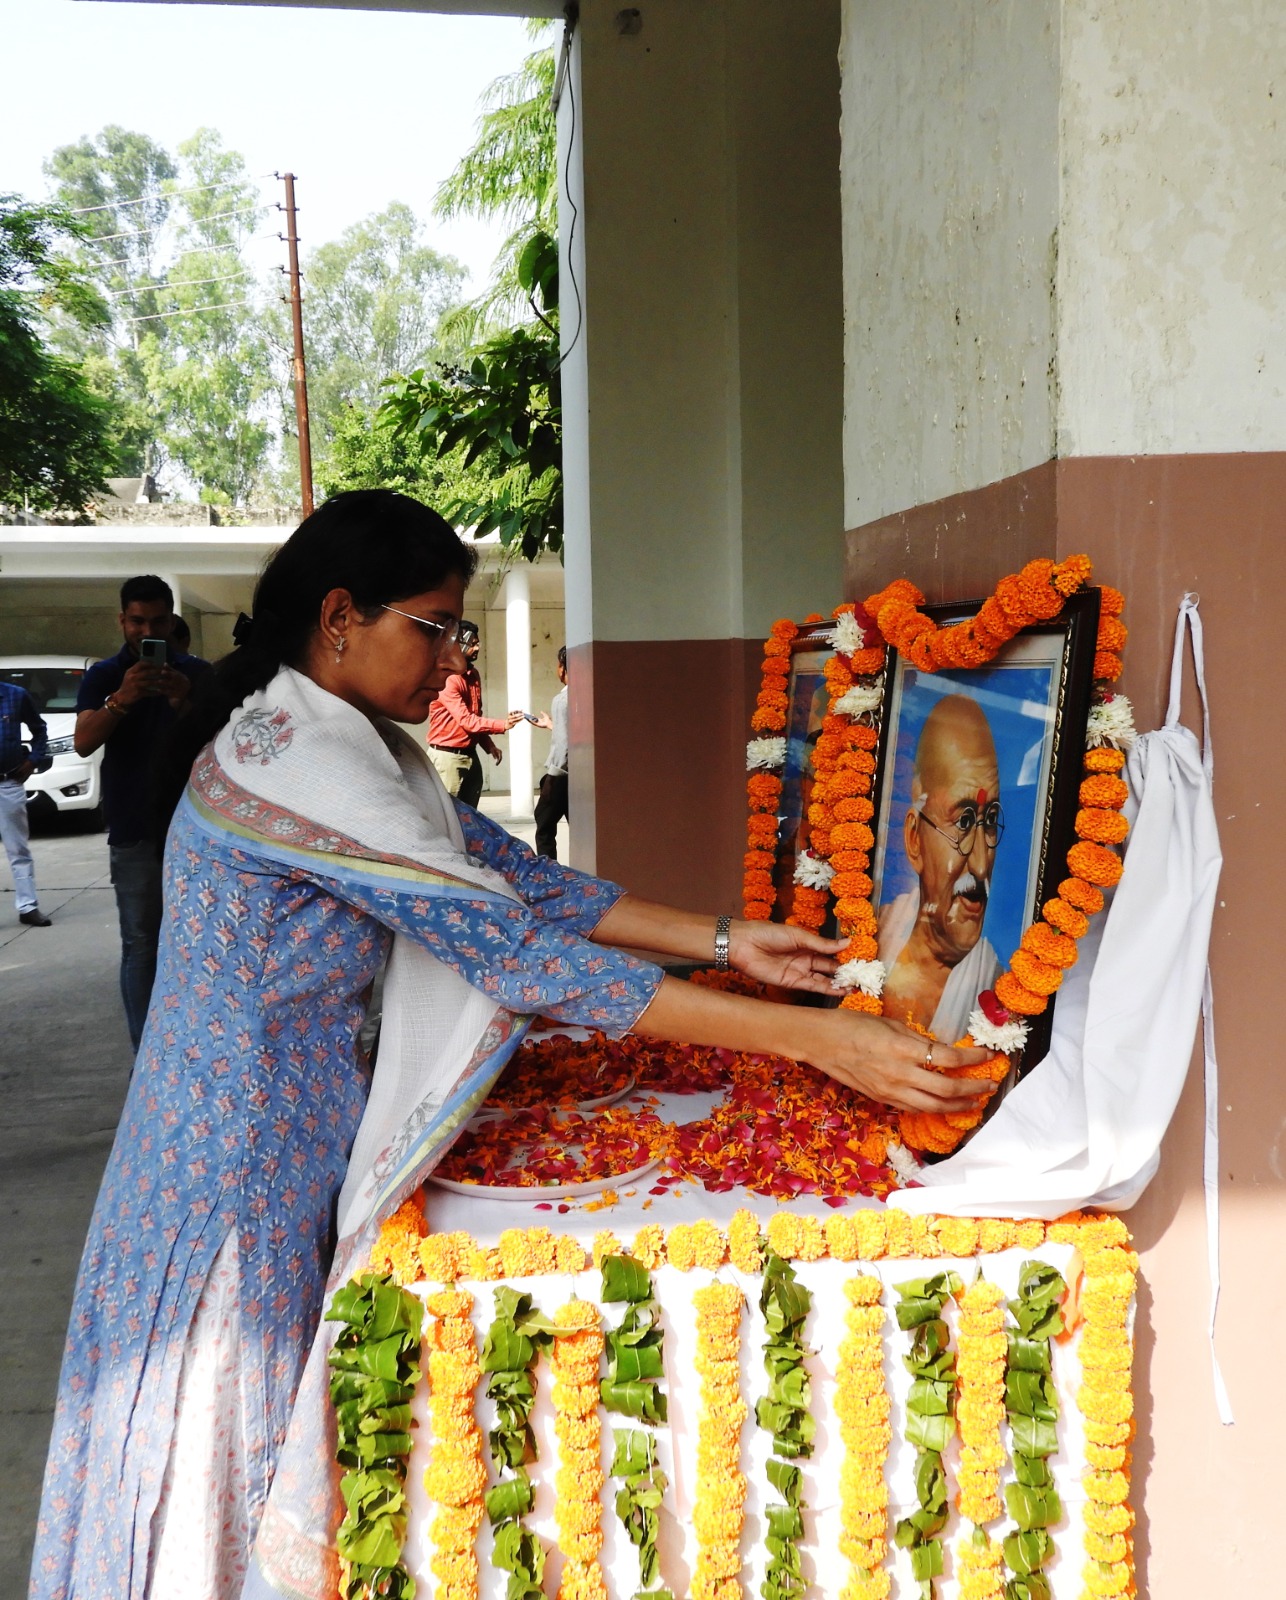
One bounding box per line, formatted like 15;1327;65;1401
426;619;522;807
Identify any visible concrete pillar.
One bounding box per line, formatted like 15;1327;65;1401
559;0;845;907
503;564;532;818
838;3;1286;1592
156;572;183;623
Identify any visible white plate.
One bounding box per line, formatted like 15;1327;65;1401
427;1156;662;1202
478;1075;637;1119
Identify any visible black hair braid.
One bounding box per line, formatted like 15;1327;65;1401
150;490;476;838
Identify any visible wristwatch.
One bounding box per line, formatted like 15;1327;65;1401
104;695;128;718
714;914;732;972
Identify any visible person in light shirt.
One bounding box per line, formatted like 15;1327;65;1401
878;694;1004;1039
533;644;569;858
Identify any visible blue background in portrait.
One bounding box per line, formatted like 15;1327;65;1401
878;662;1056;970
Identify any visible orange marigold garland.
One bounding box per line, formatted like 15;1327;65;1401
692;1282;748;1600
796;604;887;1011
857;557;1136;1156
423;1289;486;1600
836;1275;891;1600
744;619;800;920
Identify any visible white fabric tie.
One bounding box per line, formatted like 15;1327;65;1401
1166;597;1234;1426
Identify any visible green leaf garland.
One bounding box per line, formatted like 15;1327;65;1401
326;1272;424;1600
600;1254;673;1600
893;1271;962;1600
757;1250;814;1600
481;1286;554;1600
1001;1262;1067;1600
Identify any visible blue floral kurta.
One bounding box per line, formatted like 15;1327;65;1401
31;790;660;1600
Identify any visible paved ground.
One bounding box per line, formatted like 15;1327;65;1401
0;796;564;1596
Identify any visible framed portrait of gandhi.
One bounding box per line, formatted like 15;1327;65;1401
868;592;1101;1074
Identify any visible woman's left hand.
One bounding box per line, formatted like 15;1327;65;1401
728;918;846;994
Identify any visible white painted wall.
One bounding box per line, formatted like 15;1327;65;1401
840;0;1060;527
1057;0;1286;456
561;0;845;645
840;0;1286;515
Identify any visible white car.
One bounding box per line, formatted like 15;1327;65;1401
0;655;105;827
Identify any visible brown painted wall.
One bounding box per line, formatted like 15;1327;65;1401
847;451;1286;1596
568;638;762;912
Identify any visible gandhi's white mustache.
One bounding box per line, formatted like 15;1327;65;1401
953;871;989;904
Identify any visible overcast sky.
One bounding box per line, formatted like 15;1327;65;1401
1;0;537;292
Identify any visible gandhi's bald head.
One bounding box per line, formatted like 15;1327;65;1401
912;695;998;808
903;694;1001;966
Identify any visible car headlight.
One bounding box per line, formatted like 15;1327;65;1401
46;736;76;756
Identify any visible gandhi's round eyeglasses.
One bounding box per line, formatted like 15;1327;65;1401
381;605;461;650
918;800;1005;856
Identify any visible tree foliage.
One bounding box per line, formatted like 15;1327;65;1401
299;202;466;442
379;33;564;562
434;39;557;346
45;125;276;501
0;194;117;513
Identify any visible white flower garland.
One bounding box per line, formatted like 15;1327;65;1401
883;1139;922;1184
832;610;866;657
746;735;788;771
792;849;834;890
830;957;886;997
965;1005;1030;1055
1086;694;1137;750
832;677;885;718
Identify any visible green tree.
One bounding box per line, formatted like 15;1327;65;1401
44;126;177;475
149;129;273;501
299;203;466;446
0;195;118;512
46;125;276;502
378;32;563;561
318;402;467;507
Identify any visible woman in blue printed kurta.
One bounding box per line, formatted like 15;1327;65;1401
29;493;991;1600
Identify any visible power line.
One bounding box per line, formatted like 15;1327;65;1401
67;175;275;216
124;299;254;325
88;232;281;271
105;270;249;298
84;205;260;245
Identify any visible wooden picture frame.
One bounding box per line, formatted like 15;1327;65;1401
866;590;1101;1074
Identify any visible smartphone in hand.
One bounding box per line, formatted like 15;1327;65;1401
139;638;169;666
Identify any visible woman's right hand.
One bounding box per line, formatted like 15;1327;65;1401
800;1008;1001;1114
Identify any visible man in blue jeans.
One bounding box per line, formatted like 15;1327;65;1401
75;576;209;1052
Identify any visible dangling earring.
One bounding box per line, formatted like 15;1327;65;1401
334;635;346;663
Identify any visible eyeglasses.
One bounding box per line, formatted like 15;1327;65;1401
917;799;1005;856
381;605;461;650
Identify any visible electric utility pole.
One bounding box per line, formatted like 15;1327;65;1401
277;172;314;517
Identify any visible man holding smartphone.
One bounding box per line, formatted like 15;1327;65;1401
75;575;210;1052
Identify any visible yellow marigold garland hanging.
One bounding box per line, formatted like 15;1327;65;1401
692;1281;749;1600
550;1299;609;1600
954;1276;1007;1600
836;1275;891;1600
423;1289;486;1600
1070;1231;1138;1600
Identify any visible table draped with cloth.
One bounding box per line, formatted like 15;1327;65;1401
29;667;663;1600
